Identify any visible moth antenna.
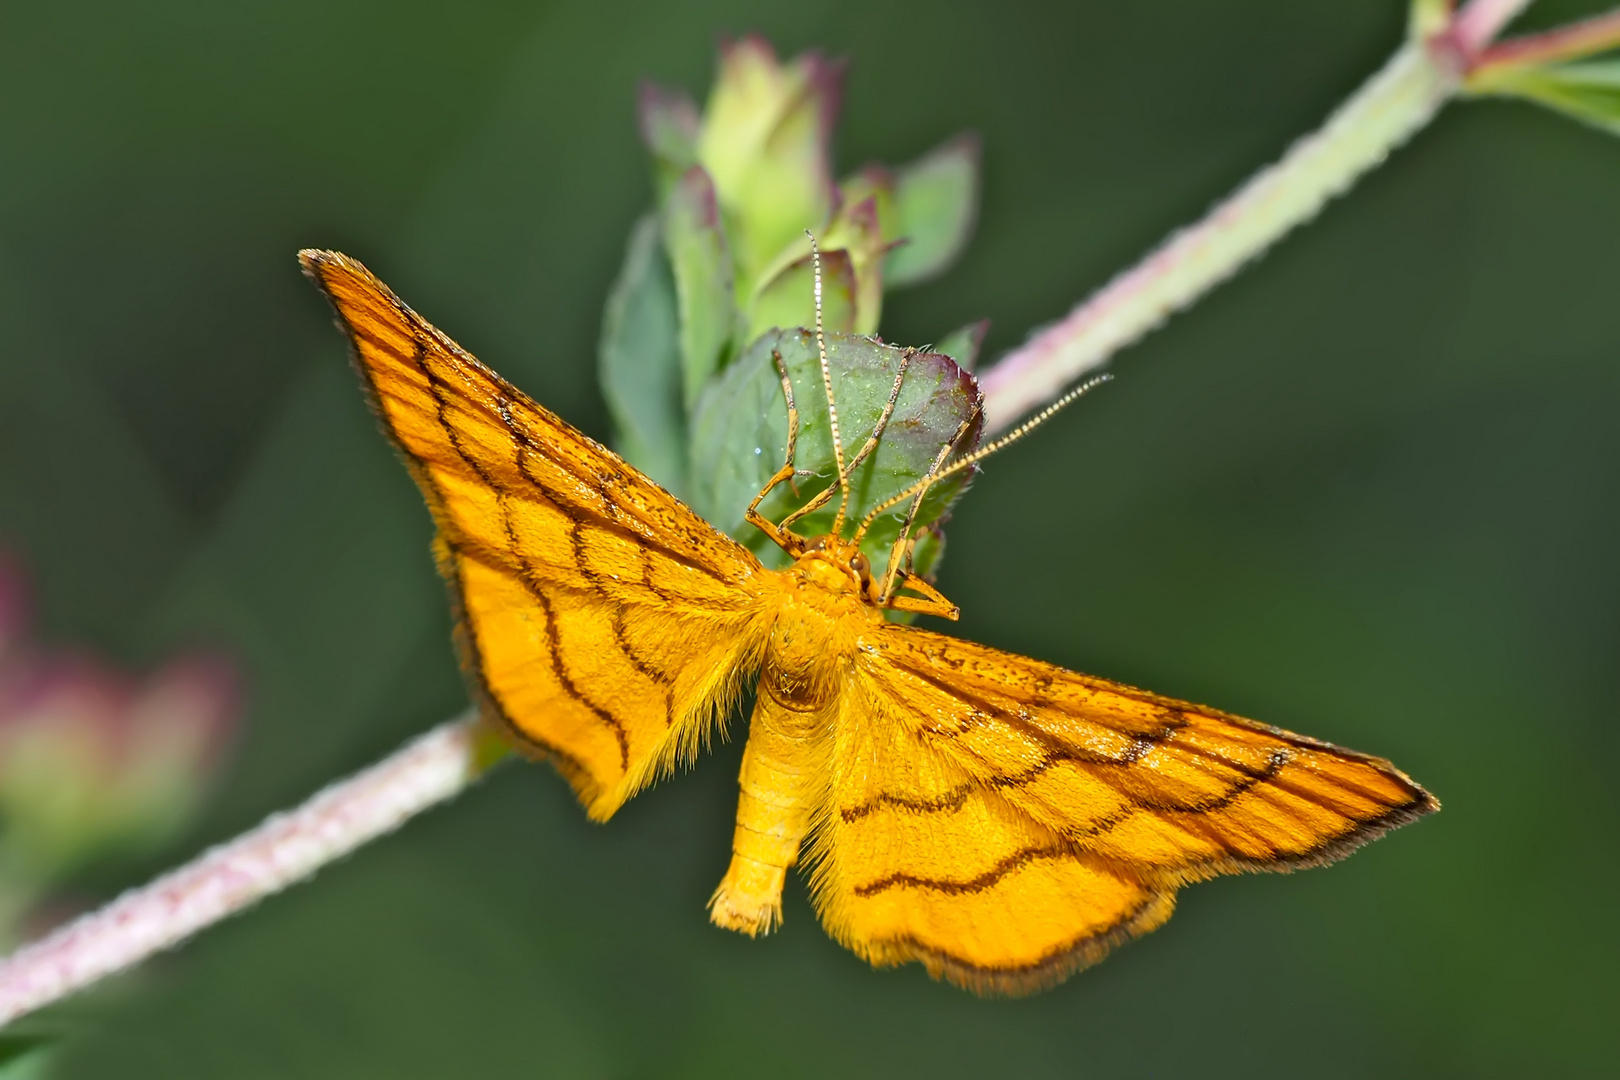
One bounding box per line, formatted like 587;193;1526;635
854;404;971;550
858;373;1114;537
809;231;850;525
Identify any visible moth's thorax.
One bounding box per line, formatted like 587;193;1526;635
758;535;873;712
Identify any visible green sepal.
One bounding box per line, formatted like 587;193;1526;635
661;166;738;407
598;214;688;497
839;164;896;239
637;82;700;194
744;190;886;337
746;248;856;343
933;319;989;371
688;328;982;578
823;196;886;335
697;38;841;286
1475;61;1620;137
884;133;981;287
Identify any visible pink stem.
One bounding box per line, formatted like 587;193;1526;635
976;42;1455;431
1451;0;1537;56
975;0;1534;433
1474;8;1620;73
0;715;486;1028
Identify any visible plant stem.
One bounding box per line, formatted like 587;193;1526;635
0;714;489;1029
1471;7;1620;76
976;2;1534;432
1452;0;1535;55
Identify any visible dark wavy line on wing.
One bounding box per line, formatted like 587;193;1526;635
852;842;1073;898
408;335;632;773
841;747;1292;825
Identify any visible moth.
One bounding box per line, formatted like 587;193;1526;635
302;248;1436;995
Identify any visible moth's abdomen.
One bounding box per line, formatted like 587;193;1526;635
708;599;848;937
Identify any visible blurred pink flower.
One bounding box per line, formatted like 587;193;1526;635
0;550;239;892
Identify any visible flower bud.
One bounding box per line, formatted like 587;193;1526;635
696;36;842;285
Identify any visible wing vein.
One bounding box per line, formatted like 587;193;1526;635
408;331;633;771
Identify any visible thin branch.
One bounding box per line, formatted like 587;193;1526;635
976;0;1535;433
1450;0;1536;56
0;714;490;1029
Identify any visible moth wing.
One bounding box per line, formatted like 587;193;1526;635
302;250;779;819
810;622;1436;994
809;651;1171;995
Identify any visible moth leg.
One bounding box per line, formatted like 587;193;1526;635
745;349;806;556
743;342;908;546
884;572;959;620
838;347;913;482
831;348;912;534
776;475;838;532
780;349;915;537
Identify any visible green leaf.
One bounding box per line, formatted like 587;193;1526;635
933;319;989;371
636;83;700;193
745;247;856;344
661;166;737;407
0;1034;55;1078
688;328;983;582
1476;61;1620;137
884;133;980;287
599;214;688;497
910;527;946;578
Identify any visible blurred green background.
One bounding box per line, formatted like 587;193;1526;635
3;0;1618;1076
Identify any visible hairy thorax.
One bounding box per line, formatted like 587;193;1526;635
763;537;881;710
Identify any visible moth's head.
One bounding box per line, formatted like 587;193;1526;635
795;534;874;600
